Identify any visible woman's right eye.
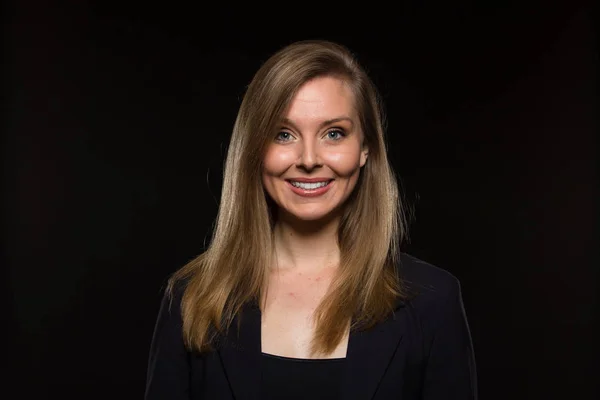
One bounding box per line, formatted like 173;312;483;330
275;131;292;142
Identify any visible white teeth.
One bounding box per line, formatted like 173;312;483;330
290;181;330;190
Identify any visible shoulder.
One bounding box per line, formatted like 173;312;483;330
397;252;464;325
152;275;190;326
398;252;461;298
397;254;478;398
165;275;191;310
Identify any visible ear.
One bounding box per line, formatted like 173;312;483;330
360;145;368;167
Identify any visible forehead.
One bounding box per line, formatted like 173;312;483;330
284;76;356;121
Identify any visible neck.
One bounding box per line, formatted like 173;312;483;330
272;212;341;273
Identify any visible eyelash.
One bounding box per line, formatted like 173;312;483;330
275;128;347;142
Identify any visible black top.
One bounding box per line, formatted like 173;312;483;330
145;253;477;399
260;352;345;400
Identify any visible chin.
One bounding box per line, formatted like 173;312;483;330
293;213;330;222
283;205;340;223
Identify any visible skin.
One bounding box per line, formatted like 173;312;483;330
260;76;368;359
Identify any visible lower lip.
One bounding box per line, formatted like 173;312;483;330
286;180;333;197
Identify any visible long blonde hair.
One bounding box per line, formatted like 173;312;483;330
168;40;408;356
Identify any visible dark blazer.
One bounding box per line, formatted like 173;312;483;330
145;253;477;399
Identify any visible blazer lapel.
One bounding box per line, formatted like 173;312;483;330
217;302;262;400
342;306;407;399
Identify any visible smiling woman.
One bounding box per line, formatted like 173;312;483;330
145;40;477;400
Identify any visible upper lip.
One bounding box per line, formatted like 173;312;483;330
286;178;333;183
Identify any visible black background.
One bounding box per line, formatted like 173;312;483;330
5;1;597;399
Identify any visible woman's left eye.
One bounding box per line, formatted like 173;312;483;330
326;129;345;140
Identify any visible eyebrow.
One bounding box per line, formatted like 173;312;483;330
281;116;355;131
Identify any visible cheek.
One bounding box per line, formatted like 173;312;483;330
323;148;363;176
263;148;296;176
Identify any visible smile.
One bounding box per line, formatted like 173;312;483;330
285;179;333;197
289;180;330;189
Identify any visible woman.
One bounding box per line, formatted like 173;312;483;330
145;40;477;399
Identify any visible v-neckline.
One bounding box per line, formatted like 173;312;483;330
217;300;406;400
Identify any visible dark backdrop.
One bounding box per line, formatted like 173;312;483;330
5;1;597;399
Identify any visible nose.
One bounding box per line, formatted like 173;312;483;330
296;140;322;171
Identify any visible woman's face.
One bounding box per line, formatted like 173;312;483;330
262;76;368;223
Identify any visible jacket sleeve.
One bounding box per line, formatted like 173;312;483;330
422;278;478;399
145;282;192;400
